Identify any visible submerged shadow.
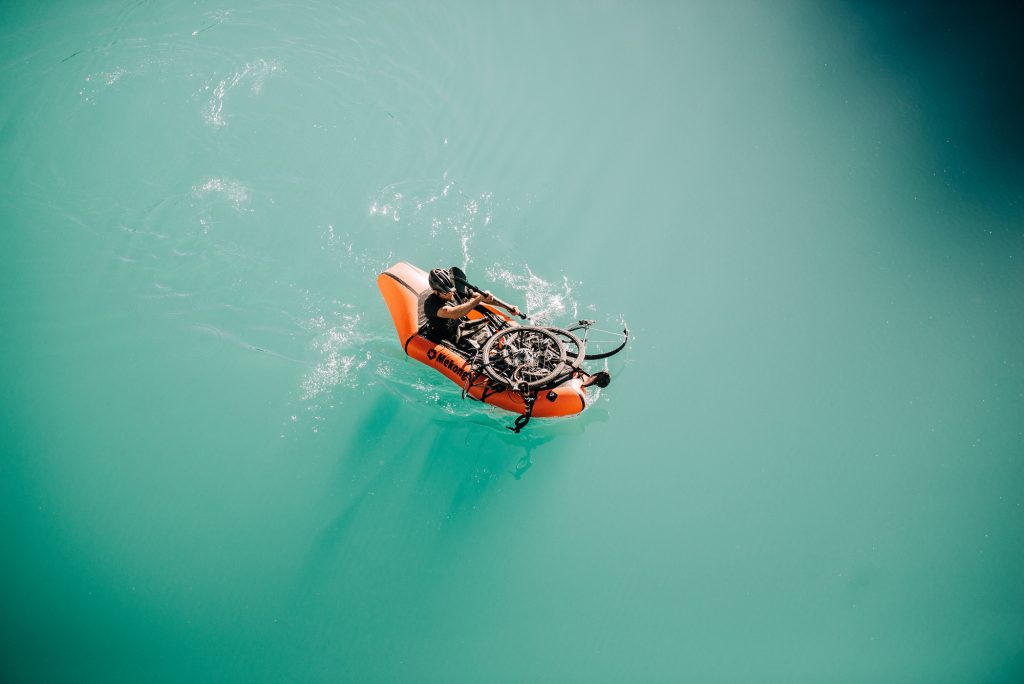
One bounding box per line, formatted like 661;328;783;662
293;391;606;596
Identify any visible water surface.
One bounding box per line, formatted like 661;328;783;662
2;1;1022;682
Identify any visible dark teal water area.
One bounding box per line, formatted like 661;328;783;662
2;1;1023;682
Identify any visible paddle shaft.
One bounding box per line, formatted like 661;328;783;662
467;287;526;319
451;267;527;319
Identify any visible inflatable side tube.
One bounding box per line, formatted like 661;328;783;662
377;262;429;347
406;336;587;417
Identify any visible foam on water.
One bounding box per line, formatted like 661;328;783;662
368;175;495;267
191;177;251;210
485;264;579;325
300;310;368;401
202;58;282;128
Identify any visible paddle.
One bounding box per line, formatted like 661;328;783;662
450;266;527;320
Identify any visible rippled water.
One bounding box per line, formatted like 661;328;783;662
2;1;1022;682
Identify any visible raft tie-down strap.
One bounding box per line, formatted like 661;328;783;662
507;385;536;434
462;351;481;401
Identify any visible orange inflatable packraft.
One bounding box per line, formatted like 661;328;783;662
377;262;588;418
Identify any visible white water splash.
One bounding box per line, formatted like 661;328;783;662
368;191;403;221
485;264;580;325
94;68;126;86
300;311;371;401
192;177;251;210
368;176;494;266
203;58;282;127
79;63;142;103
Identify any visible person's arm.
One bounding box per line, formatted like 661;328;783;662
490;300;522;317
463;285;522;318
436;292;488;319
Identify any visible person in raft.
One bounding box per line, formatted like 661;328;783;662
423;267;520;348
423;267;610;389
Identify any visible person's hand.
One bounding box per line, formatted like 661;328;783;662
510;305;522;317
479;290;495;304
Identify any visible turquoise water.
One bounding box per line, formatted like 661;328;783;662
2;1;1023;681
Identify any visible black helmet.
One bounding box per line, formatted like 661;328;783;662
428;268;455;293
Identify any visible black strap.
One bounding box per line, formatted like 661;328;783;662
508;414;530;433
507;386;536;433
